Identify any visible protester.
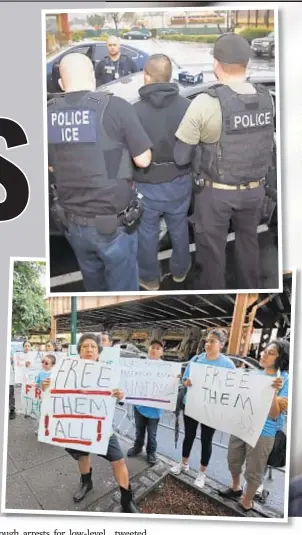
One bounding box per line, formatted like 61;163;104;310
15;340;32;381
9;349;16;420
170;329;235;489
45;340;56;353
99;331;113;347
41;333;139;513
127;340;165;465
219;339;289;512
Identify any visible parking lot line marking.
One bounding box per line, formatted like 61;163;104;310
50;224;269;288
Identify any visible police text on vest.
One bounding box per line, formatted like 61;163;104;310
233;111;272;129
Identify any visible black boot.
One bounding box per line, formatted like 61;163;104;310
73;468;93;503
120;485;140;513
9;411;16;420
127;446;142;458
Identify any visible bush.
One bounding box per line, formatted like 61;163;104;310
71;31;85;42
238;27;274;43
119;29;130;37
159;34;218;44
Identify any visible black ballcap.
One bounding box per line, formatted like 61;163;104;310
213;33;251;66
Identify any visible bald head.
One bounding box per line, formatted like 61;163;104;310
107;35;121;59
59;53;96;93
144;54;172;85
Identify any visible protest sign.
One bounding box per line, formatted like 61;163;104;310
38;347;121;454
119;358;181;411
185;364;275;447
21;369;41;418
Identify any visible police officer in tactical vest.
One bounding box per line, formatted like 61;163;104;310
95;35;138;86
174;33;274;290
134;54;192;291
48;53;152;292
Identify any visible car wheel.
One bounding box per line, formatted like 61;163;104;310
143;36;147;40
270;45;275;58
128;36;132;40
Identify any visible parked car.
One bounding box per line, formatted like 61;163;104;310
49;65;277;240
123;30;152;40
117;343;148;359
46;40;149;93
251;32;275;58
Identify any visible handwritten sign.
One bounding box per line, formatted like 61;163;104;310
119;358;181;411
185;364;275;447
21;369;40;418
38;347;121;454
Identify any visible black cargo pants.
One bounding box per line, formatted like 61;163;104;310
192;184;265;290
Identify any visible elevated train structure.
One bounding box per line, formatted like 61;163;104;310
47;272;292;361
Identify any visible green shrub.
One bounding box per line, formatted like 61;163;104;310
119;29;130;37
159;34;218;44
238;27;274;43
71;31;85;42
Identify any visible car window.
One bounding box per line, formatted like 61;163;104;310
67;45;93;60
268;32;274;38
94;43;107;62
121;46;139;60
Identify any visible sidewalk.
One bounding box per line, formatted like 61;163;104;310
4;388;284;518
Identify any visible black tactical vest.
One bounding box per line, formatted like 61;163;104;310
47;91;133;193
194;83;274;185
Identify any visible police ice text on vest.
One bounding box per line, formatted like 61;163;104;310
50;110;91;142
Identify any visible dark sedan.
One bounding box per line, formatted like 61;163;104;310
46;40;149;93
123;30;152;40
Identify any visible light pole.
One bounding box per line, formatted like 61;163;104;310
71;296;77;352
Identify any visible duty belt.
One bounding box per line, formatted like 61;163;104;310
204;178;265;191
66;212;119;227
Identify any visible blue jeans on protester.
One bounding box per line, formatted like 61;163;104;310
133;407;160;455
136;175;192;282
65;221;139;291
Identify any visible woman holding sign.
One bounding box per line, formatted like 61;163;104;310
219;339;289;512
42;333;140;513
170;329;235;489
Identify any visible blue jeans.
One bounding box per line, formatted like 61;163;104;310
65;221;139;291
137;179;192;281
133;407;159;455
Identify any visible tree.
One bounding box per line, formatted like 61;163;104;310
86;14;105;29
109;12;137;30
12;261;51;337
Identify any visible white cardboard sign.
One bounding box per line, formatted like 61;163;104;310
119;358;181;411
185;363;275;447
38;347;121;454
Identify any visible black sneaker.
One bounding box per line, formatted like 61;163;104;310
218;487;243;499
147;453;157;466
127;447;142;458
9;412;16;420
